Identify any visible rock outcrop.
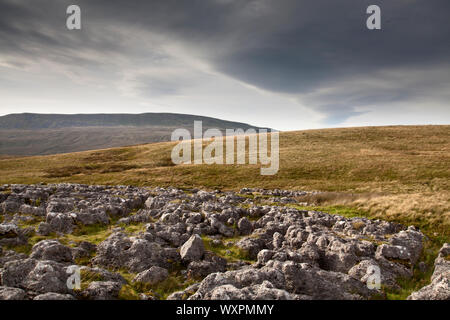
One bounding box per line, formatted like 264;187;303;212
408;243;450;300
0;184;434;300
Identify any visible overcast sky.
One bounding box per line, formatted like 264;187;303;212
0;0;449;131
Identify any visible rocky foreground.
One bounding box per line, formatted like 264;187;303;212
0;184;448;300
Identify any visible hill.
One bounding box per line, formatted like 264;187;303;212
0;125;448;236
0;113;267;156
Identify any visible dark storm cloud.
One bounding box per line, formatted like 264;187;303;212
0;0;449;123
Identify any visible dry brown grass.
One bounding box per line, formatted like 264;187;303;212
0;125;448;234
296;191;450;235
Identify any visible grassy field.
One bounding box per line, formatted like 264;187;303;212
0;125;449;236
1;124;449;299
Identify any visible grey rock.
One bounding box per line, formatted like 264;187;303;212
186;212;202;225
208;281;292;300
431;243;450;282
30;240;74;263
79;266;126;284
167;283;200;300
133;266;169;285
0;249;28;268
407;275;449;300
0;183;431;300
180;234;205;262
0;286;27;300
235;237;265;260
272;232;284;249
237;217;253;236
33;292;76;300
1;201;21;214
82;281;123;300
75;209;109;226
36;222;52;236
210;217;234;237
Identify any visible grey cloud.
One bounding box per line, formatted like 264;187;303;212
0;0;449;124
134;75;184;98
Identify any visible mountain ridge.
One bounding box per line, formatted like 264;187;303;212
0;112;269;156
0;112;266;130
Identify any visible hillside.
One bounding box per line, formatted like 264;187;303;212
0;125;448;235
0;113;267;156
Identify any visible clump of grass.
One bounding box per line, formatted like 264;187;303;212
73;268;121;298
287;203;372;219
151;276;196;300
119;223;147;235
74;256;94;266
352;221;366;230
129;276;193;300
44;163;139;178
2;243;31;255
202;236;255;262
154;155;176;168
118;284;141;300
83;148;139;163
62;223;113;245
16;215;45;229
118;268;195;300
2;233;51;255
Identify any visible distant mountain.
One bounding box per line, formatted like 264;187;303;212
0;113;269;156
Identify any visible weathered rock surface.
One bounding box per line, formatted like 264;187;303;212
33;292;76;300
1;258;71;294
82;281;123;300
92;231;178;273
30;240;74;263
0;184;433;300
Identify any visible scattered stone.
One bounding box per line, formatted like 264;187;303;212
82;281;123;300
1;258;70;294
180;234;205;262
0;223;20;238
0;286;27;300
33;293;76;300
408;243;450;300
133;266;169;285
0;184;432;300
237;217;253;236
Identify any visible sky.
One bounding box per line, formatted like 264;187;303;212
0;0;449;131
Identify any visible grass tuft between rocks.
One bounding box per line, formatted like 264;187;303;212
118;269;197;300
202;235;255;263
